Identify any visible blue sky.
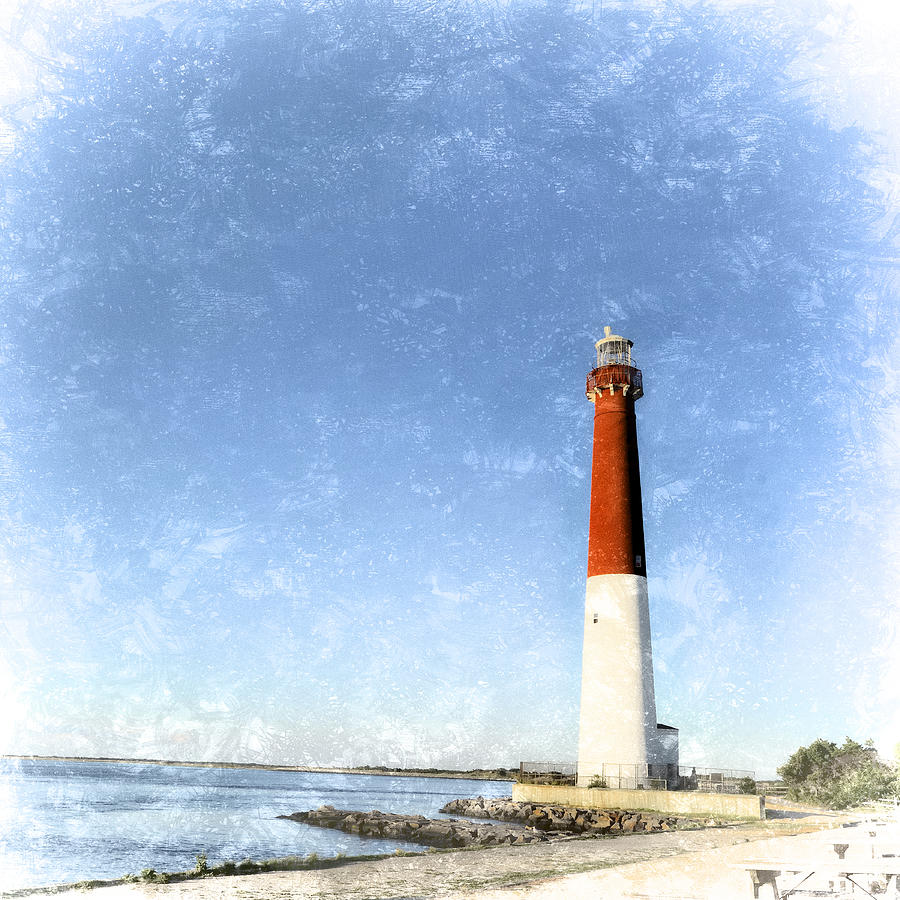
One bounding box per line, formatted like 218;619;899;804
1;0;898;779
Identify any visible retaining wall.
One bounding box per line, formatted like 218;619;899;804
512;783;765;820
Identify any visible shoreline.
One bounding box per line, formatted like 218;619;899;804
1;819;842;900
1;755;516;781
0;848;432;899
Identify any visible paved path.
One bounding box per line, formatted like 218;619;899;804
463;819;899;900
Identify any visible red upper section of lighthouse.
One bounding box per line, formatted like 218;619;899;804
585;364;643;400
585;330;647;578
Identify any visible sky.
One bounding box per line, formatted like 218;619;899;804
0;0;898;781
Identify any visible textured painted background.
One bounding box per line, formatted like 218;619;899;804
1;0;898;780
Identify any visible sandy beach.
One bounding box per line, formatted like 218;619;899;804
17;804;874;900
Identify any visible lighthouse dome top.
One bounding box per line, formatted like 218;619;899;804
594;325;635;369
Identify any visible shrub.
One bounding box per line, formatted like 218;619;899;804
738;777;757;794
137;868;170;884
587;776;608;789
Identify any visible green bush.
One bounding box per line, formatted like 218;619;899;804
587;776;608;789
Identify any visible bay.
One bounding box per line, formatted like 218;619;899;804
0;759;513;891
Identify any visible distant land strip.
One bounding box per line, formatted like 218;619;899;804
1;755;517;781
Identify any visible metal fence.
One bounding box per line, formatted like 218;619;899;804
675;766;756;794
578;762;674;790
519;761;756;793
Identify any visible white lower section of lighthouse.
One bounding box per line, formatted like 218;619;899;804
577;574;667;787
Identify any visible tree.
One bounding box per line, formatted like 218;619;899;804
777;738;899;809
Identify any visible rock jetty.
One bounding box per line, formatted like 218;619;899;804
440;797;680;834
279;805;549;848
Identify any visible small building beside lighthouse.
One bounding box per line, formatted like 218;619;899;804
576;328;678;788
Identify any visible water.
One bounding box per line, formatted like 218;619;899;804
0;759;513;891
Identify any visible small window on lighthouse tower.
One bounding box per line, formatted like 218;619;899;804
636;555;642;566
592;613;599;624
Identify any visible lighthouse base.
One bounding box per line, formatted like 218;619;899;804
577;574;660;772
576;723;679;788
577;572;679;788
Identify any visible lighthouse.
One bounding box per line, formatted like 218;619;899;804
576;328;678;788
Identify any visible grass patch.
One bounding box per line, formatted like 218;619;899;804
198;850;420;879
